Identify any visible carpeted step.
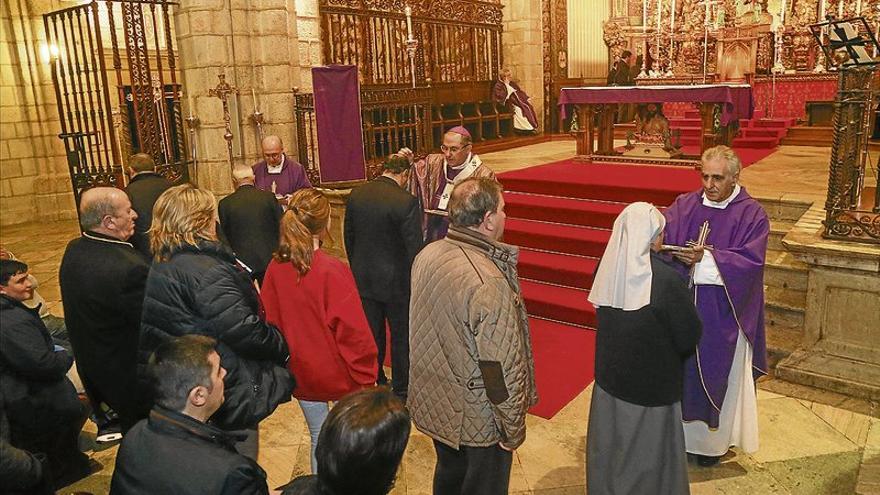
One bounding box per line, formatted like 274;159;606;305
740;127;787;139
504;218;610;258
753;118;797;128
499;161;698;206
684;110;701;119
669;118;702;128
504;192;625;229
732;136;778;149
518;249;598;290
521;280;596;327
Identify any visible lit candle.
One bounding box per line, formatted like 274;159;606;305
670;0;676;31
643;0;648;34
780;0;786;25
818;0;825;21
252;88;259;112
188;93;194;117
838;0;843;18
856;0;861;14
405;6;413;40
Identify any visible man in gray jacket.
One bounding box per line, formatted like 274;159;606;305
409;177;537;495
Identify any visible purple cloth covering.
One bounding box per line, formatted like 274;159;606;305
493;80;539;129
252;155;312;196
558;84;754;126
663;188;769;428
313;65;366;183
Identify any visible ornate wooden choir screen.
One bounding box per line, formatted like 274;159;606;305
319;0;503;87
43;0;188;207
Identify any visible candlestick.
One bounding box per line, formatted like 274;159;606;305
656;0;662;32
643;0;648;34
405;6;413;40
670;0;676;31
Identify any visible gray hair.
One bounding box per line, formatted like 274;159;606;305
79;187;122;231
448;178;503;228
701;145;742;176
232;165;255;182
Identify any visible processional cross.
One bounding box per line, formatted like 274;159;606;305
208;73;239;170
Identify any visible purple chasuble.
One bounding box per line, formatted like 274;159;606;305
493;80;539;129
663;188;769;428
425;164;465;242
252;155;312;197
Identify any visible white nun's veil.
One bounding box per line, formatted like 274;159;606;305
587;202;665;311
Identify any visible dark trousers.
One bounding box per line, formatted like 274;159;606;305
432;440;512;495
361;297;409;399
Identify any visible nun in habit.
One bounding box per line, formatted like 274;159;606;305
586;202;702;495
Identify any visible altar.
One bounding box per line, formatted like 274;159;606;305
559;84;754;163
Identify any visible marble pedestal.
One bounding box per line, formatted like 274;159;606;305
775;206;880;401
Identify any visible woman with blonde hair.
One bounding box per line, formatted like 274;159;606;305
261;188;378;474
139;183;293;459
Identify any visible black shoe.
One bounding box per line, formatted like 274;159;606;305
696;454;722;467
95;421;123;444
53;455;100;489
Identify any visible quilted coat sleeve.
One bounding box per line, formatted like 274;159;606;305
326;271;378;386
194;262;288;365
469;280;530;449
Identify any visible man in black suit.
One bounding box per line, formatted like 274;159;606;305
59;187;151;432
344;154;423;400
218;166;283;283
125;153;173;261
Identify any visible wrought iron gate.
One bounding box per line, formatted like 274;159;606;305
43;0;188;207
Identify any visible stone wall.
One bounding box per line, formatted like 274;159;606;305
0;0;75;227
502;0;544;130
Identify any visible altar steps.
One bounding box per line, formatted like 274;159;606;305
779;125;833;147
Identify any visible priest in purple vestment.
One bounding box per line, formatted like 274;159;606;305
662;145;769;467
399;126;496;242
493;69;539;133
252;135;312;198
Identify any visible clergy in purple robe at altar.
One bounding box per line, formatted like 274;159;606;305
399;126;496;242
493;68;539;134
252;135;312;198
662;145;769;468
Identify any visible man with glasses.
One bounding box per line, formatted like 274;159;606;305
398;126;496;242
252;135;312;199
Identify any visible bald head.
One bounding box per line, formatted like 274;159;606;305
261;135;284;167
80;187;137;241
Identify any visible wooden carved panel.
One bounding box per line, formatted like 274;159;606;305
320;0;503;87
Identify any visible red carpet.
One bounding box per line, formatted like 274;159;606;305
501;160;701;418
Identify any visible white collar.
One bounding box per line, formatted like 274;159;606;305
702;184;741;209
267;154;286;174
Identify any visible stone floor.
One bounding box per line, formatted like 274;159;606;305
1;141;878;494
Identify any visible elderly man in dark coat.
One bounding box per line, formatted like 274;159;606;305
59;187;151;432
125;153;173;260
218;166;283;283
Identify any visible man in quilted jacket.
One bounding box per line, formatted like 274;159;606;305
409;177;537;495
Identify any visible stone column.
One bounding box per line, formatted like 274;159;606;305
502;0;544;130
174;0;305;197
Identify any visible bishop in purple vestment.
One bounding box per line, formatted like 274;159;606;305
252;135;312;198
662;145;769;465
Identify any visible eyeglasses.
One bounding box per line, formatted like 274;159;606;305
440;144;470;153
